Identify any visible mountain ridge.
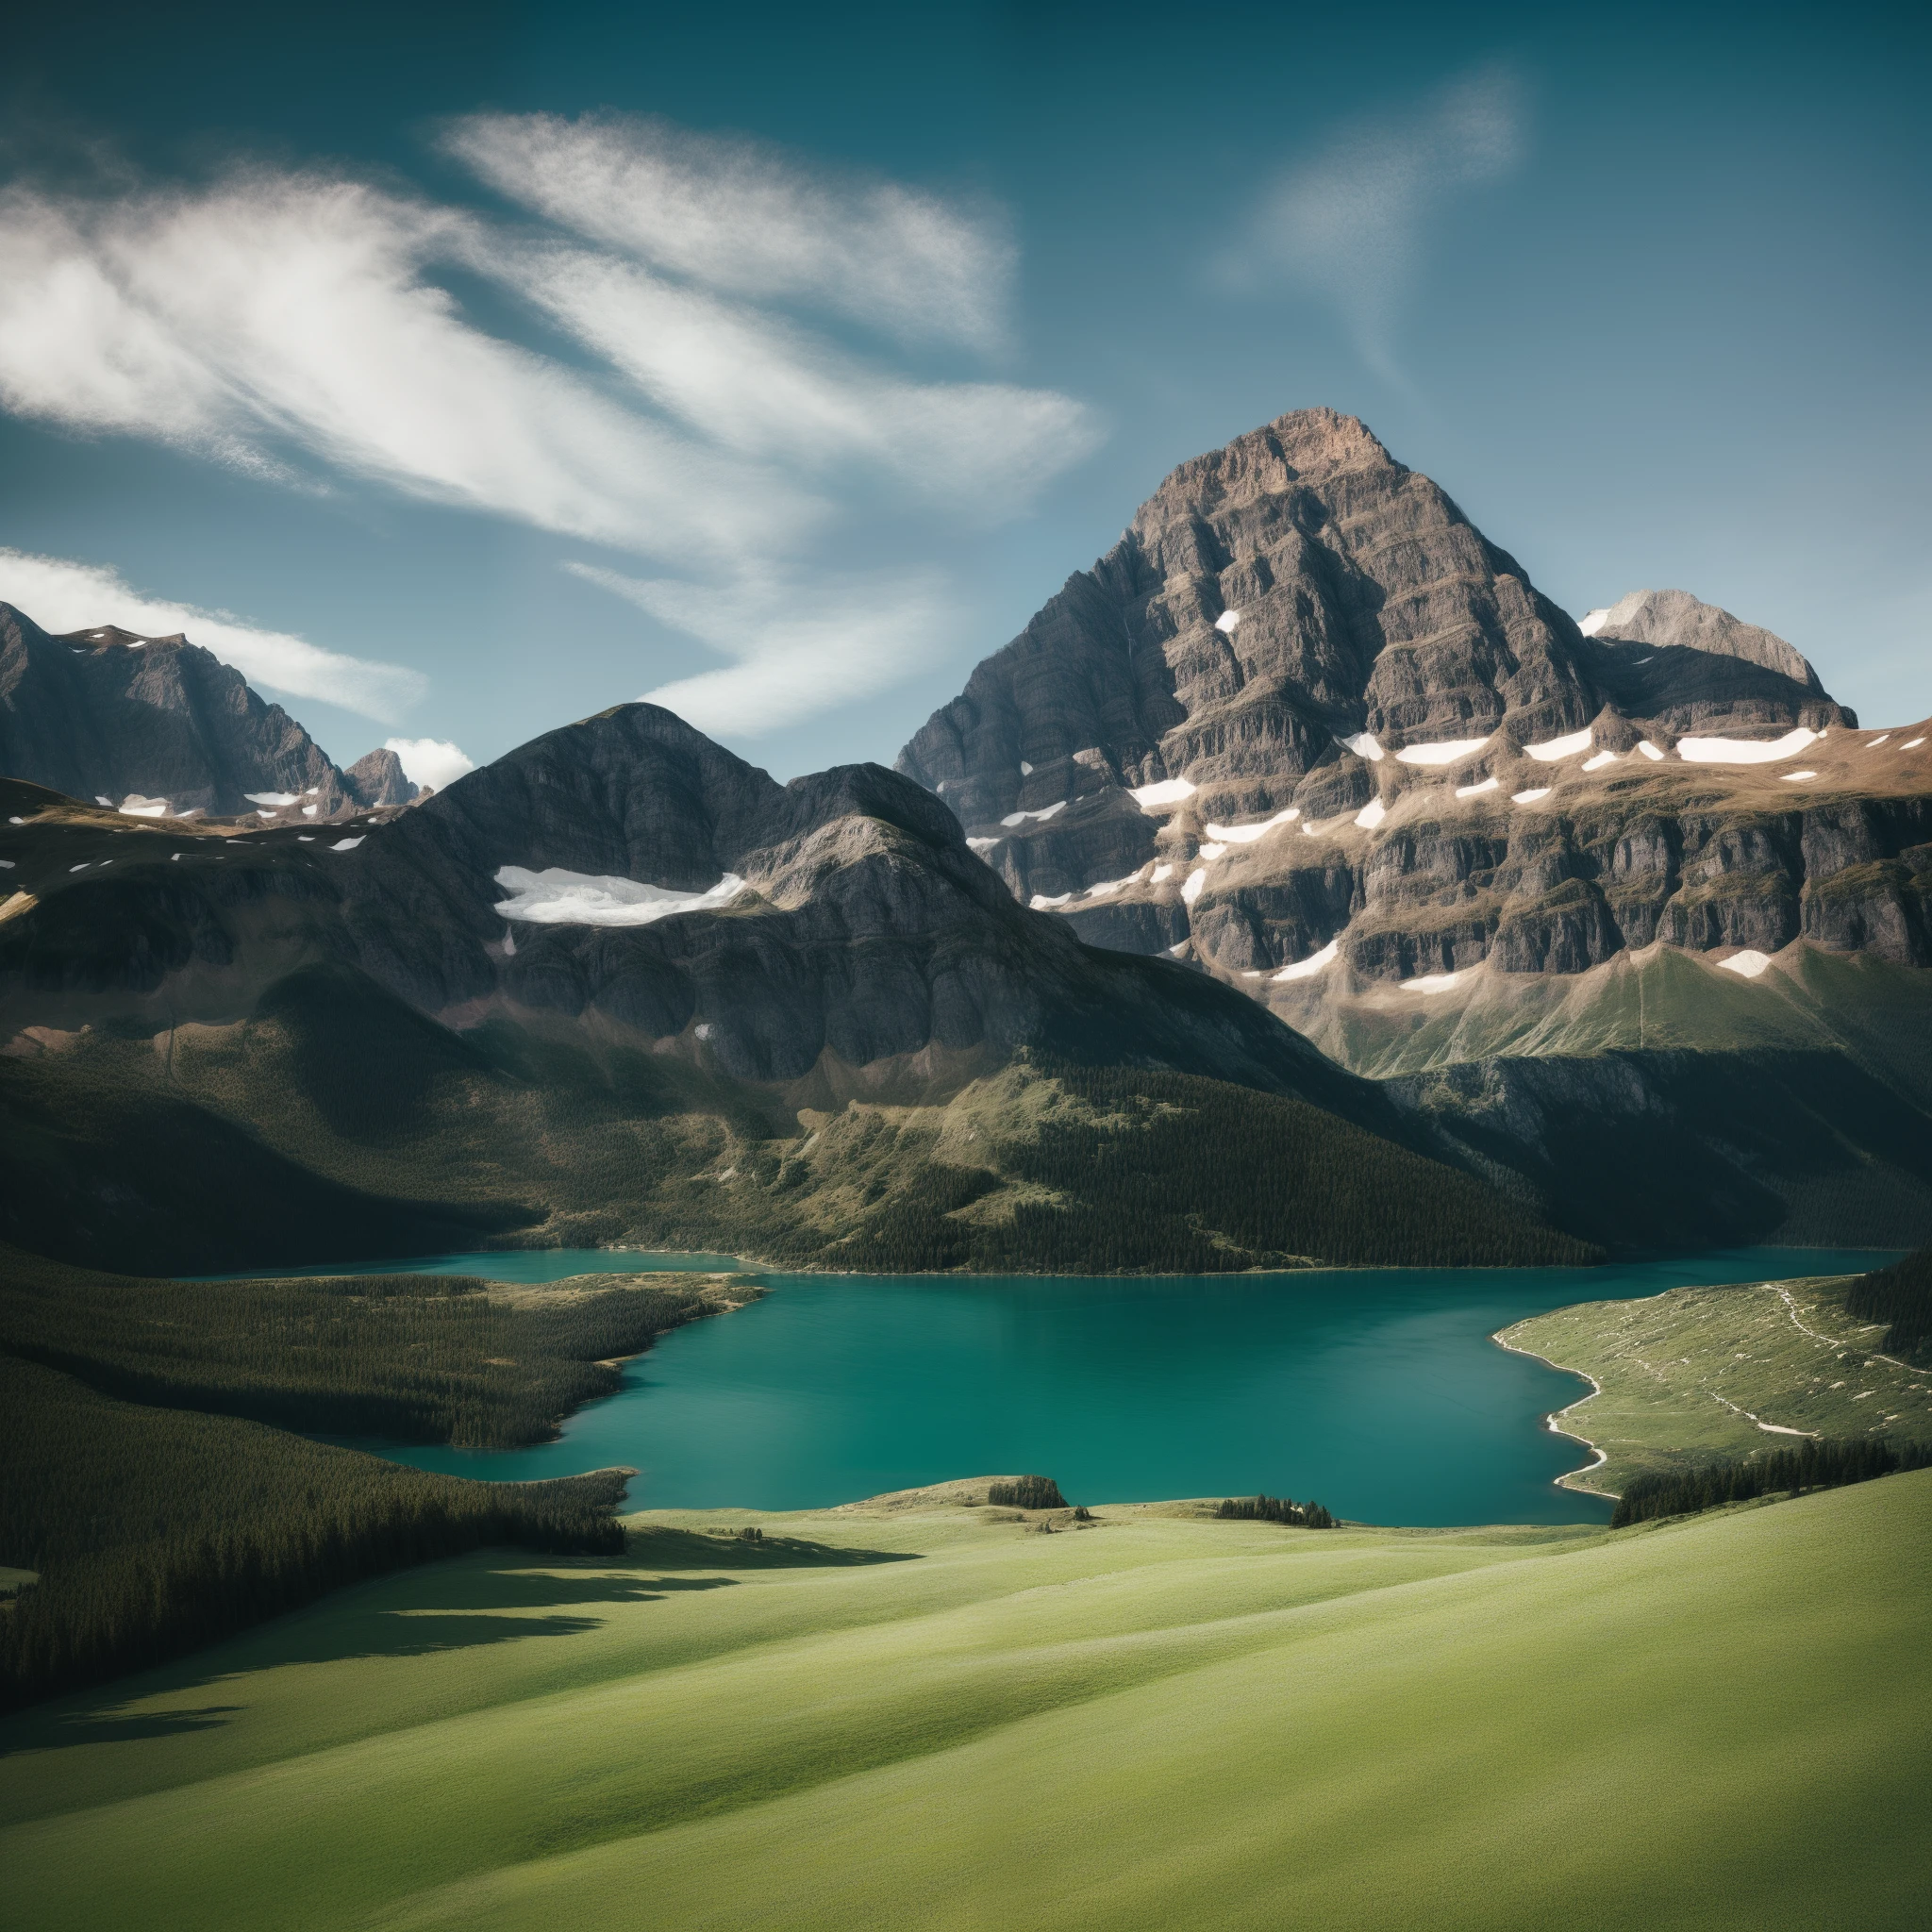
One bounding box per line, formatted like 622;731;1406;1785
0;602;415;824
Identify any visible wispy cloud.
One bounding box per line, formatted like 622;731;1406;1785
382;736;475;790
0;176;796;558
444;111;1013;353
565;560;960;738
1222;66;1527;386
0;123;1097;735
497;243;1095;513
0;547;425;722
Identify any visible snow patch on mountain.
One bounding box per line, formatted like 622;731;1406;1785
1677;727;1817;764
494;865;745;926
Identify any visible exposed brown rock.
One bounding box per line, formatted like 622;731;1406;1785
896;408;1904;1012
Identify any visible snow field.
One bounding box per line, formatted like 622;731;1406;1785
1393;736;1491;766
1676;727;1817;764
1273;939;1339;982
492;866;745;926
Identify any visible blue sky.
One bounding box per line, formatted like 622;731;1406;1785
1;1;1925;784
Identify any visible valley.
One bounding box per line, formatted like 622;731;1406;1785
4;1464;1926;1932
3;406;1930;1924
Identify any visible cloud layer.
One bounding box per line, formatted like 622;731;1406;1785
1224;66;1527;386
0;547;425;722
0;118;1098;738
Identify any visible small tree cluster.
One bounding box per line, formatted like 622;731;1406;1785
1215;1493;1336;1528
987;1475;1067;1509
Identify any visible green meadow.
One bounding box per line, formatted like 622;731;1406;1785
4;1470;1927;1932
1504;1274;1932;1492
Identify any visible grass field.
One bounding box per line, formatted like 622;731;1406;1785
1503;1274;1932;1492
3;1471;1927;1931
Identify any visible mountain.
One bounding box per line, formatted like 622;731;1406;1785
895;408;1932;1250
0;706;1586;1274
0;602;414;822
895;408;1867;965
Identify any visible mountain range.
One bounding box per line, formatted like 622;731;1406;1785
0;604;415;823
3;408;1929;1272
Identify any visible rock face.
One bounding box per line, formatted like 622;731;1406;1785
342;748;419;808
894;409;1924;1013
0;704;1371;1113
0;602;391;822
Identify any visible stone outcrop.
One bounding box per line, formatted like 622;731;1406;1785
0;602;372;822
343;748;419;808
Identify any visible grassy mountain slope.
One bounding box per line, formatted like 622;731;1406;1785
3;1472;1925;1931
3;961;1591;1274
1503;1271;1932;1493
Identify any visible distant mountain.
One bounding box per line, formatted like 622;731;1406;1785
890;408;1932;1250
0;603;414;822
0;706;1585;1274
893;409;1926;985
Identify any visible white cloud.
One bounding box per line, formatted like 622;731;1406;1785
494;244;1097;512
0;125;1098;736
567;559;959;738
444;111;1012;352
0;176;808;560
1224;66;1526;386
0;547;425;722
382;736;476;791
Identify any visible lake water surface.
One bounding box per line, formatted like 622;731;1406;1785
295;1245;1899;1525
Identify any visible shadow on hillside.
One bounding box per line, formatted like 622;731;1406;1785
626;1525;924;1572
9;1704;243;1752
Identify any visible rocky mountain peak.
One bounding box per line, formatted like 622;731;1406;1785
1579;588;1823;691
342;747;419;809
895;408;1898;1011
0;600;361;821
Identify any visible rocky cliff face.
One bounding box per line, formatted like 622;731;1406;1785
894;410;1926;1024
0;602;406;823
0;704;1370;1110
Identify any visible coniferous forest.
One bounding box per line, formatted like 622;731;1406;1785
1609;1438;1932;1528
1214;1494;1337;1528
1841;1246;1932;1361
0;1248;746;1709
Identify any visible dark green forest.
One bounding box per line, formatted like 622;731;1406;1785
1609;1438;1932;1528
0;1355;633;1710
986;1476;1067;1509
1842;1246;1932;1361
0;1248;752;1709
706;1062;1599;1274
0;1249;752;1447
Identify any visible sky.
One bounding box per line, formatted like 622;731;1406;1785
1;0;1926;785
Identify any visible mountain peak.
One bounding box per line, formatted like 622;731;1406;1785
1578;589;1822;692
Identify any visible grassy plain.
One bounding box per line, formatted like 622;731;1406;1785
3;1472;1927;1932
1504;1274;1932;1492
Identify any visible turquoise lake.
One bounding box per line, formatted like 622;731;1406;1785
286;1245;1900;1525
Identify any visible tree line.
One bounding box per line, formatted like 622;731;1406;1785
1610;1437;1932;1528
0;1353;631;1711
0;1248;738;1447
0;1245;746;1709
1841;1247;1931;1361
987;1476;1067;1509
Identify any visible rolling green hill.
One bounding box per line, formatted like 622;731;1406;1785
2;1471;1925;1931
